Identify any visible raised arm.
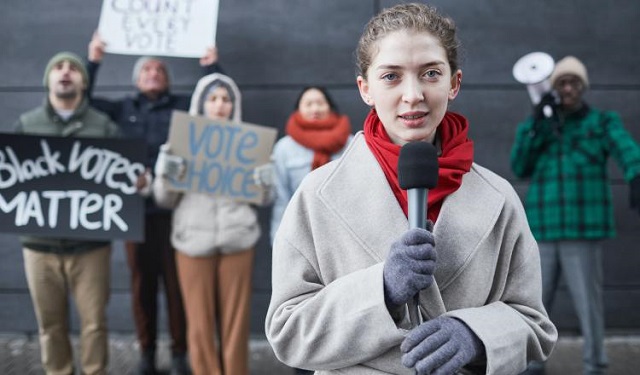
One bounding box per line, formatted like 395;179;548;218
200;46;225;76
84;31;121;122
86;31;107;98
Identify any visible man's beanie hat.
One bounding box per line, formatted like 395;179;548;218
550;56;589;88
43;52;89;88
131;56;170;85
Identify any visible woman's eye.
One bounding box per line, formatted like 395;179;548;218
382;73;398;81
424;70;440;79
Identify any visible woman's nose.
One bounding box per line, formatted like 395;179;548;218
402;79;425;103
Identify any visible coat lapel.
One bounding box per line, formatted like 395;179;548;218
318;134;407;262
433;166;505;290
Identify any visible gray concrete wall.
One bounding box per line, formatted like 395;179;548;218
1;0;639;338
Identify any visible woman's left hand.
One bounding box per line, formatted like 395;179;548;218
200;46;219;67
401;316;484;375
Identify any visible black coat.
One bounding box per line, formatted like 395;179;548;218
85;60;223;212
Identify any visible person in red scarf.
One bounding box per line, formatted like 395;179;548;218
265;3;556;375
270;86;352;245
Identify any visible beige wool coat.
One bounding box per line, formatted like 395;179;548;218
265;133;557;374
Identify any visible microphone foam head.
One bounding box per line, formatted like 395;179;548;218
398;141;439;189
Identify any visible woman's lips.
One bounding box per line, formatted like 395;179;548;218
398;112;427;127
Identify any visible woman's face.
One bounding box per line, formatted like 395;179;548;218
298;88;331;121
357;30;461;145
204;86;233;121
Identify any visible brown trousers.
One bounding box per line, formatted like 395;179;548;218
176;249;254;375
125;212;187;355
24;246;111;375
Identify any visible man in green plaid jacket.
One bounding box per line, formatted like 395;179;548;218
511;56;640;375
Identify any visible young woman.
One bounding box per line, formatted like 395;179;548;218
265;3;557;374
270;86;352;243
153;73;259;375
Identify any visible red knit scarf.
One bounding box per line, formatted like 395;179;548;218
286;111;352;170
364;109;474;222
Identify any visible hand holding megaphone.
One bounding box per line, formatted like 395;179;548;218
513;52;559;119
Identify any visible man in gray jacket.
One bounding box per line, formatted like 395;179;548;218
15;51;119;375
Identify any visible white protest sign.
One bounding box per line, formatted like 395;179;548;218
165;111;277;204
98;0;219;58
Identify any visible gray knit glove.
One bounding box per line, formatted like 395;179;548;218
401;316;484;375
383;228;436;310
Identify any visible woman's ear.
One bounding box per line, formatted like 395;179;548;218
449;70;462;100
356;76;373;106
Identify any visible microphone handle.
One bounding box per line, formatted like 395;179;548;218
407;189;427;230
407;189;427;327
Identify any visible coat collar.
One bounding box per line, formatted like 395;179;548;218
134;91;172;108
317;133;505;317
560;102;590;120
44;96;89;123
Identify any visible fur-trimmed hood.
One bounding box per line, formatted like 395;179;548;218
188;73;242;122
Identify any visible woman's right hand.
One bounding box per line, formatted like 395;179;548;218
383;228;437;310
154;144;186;180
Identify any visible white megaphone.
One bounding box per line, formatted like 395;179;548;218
512;52;555;105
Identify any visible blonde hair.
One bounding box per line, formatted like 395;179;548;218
356;3;460;78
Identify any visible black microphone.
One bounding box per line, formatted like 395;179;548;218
398;142;439;228
398;141;439;326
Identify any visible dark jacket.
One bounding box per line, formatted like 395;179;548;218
15;97;120;254
85;60;223;213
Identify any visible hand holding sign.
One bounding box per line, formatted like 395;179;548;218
88;31;107;63
199;46;219;67
154;144;186;180
253;163;275;188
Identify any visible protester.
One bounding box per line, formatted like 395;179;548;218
153;73;261;375
265;3;557;374
86;32;223;375
511;56;640;375
269;86;352;247
15;51;120;375
269;86;352;248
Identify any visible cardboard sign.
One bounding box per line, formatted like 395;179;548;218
0;134;146;241
98;0;219;58
166;111;277;203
